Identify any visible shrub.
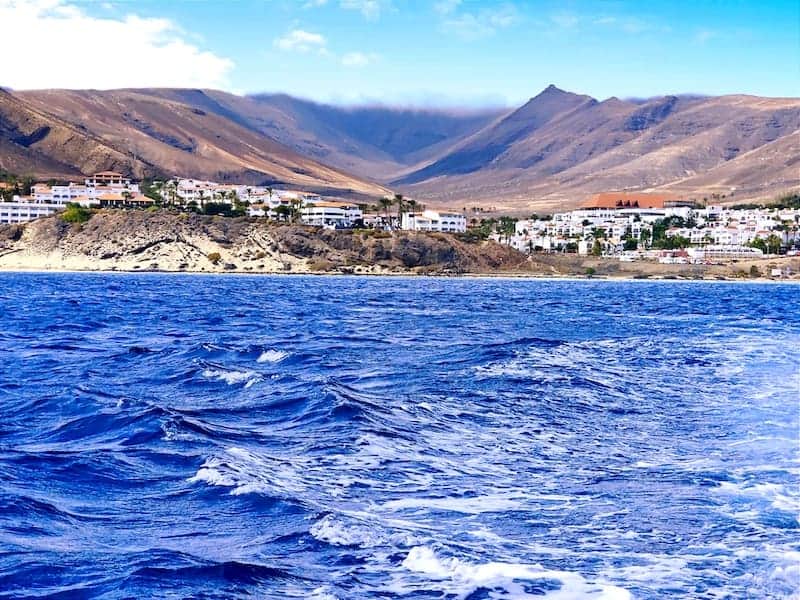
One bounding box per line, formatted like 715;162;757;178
207;252;222;265
749;265;761;278
585;267;596;277
60;203;92;224
309;258;335;272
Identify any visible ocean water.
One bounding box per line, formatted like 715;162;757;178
0;273;798;600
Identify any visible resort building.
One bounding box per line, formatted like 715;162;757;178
498;191;799;259
32;172;141;207
401;210;466;233
86;171;129;187
0;199;62;224
96;193;155;208
300;201;363;227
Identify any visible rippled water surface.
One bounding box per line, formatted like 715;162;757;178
1;273;798;599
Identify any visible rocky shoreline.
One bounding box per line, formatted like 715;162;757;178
0;210;797;281
0;211;528;276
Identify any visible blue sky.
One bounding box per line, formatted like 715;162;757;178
2;0;798;105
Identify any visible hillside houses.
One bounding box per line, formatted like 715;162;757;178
502;192;799;259
0;172;152;224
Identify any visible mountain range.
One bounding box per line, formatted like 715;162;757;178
1;85;798;210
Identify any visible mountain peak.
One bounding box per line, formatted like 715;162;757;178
527;84;593;106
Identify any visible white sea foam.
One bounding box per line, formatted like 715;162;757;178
383;494;525;514
310;514;385;548
188;447;311;498
398;546;632;599
717;481;800;513
257;349;289;363
383;492;572;515
308;587;340;600
202;368;261;387
604;557;689;583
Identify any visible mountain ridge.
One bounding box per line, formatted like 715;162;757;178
1;85;798;210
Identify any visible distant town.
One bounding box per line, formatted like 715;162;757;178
492;192;800;265
0;172;798;271
0;172;465;234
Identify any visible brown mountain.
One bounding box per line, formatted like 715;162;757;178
1;86;798;210
122;88;503;179
394;86;800;210
1;88;391;199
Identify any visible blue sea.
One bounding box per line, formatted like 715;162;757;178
0;273;798;599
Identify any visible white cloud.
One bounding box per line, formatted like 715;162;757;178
340;0;386;20
0;0;233;90
550;12;579;29
274;29;328;53
694;29;717;44
441;4;519;40
341;51;378;67
303;0;328;7
434;0;461;16
594;14;657;34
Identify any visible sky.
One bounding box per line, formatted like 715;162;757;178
1;0;798;107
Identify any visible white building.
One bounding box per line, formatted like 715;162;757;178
687;245;764;261
401;210;466;233
300;201;362;227
32;172;141;207
0;199;63;224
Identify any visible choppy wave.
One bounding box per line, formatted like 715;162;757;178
1;273;798;599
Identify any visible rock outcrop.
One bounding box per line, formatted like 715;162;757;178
0;210;528;274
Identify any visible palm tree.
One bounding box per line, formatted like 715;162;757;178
290;197;303;223
394;193;405;224
766;234;782;254
379;196;393;224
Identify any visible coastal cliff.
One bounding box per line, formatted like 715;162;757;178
0;211;528;274
1;211;797;279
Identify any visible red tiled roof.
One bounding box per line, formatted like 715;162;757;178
581;192;679;209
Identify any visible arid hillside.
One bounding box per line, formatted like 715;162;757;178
395;86;800;210
1;89;390;200
0;211;527;274
2;86;798;210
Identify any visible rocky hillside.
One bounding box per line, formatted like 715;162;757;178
396;86;800;209
0;89;389;199
136;89;503;180
0;211;527;274
3;86;798;209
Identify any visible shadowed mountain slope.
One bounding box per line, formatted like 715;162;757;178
2;85;798;210
3;88;391;199
135;89;503;178
395;87;800;208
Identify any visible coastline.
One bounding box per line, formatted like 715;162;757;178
1;212;797;283
1;264;797;284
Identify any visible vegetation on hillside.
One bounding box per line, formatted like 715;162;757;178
731;192;800;211
60;203;93;224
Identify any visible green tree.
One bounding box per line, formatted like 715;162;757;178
766;234;782;254
749;238;768;253
61;203;92;224
498;216;517;243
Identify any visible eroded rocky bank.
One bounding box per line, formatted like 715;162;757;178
0;211;528;275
